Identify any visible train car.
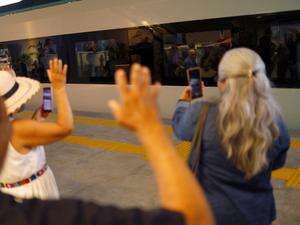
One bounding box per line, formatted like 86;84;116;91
0;0;299;128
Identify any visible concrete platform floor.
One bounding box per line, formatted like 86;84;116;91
20;110;300;225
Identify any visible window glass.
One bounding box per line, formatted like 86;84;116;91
163;30;231;85
269;21;300;86
0;10;299;87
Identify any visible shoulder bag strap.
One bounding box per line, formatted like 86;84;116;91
188;103;210;175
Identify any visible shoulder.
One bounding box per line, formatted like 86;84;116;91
192;98;218;114
11;119;34;128
11;119;34;139
11;119;35;154
0;193;185;225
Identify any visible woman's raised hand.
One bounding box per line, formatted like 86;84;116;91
47;58;68;90
109;64;161;133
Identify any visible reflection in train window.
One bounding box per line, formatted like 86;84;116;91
75;40;116;82
163;30;231;86
269;21;300;86
0;10;299;87
0;37;59;82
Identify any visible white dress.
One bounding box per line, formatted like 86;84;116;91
0;143;59;200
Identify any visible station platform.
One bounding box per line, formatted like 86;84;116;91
18;110;300;225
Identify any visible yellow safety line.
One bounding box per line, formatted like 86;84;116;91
63;135;190;160
291;138;300;149
17;111;300;148
286;168;300;189
18;111;118;127
63;135;145;155
63;135;300;189
18;111;173;133
272;168;300;189
272;168;296;181
176;141;192;161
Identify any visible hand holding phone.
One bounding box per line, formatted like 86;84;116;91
186;67;203;99
32;108;49;121
180;87;192;101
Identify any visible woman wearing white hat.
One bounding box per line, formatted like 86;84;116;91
0;58;73;200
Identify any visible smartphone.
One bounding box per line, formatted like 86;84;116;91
187;67;202;99
42;87;52;113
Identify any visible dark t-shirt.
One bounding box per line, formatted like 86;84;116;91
0;193;185;225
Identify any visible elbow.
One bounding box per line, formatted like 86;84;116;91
172;119;184;140
65;124;74;135
173;125;191;141
172;117;192;141
172;124;182;140
65;125;74;135
58;124;74;137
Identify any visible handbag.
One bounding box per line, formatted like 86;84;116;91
188;103;210;176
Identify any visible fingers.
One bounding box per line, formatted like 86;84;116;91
130;63;141;93
49;59;56;73
47;69;52;82
58;59;63;74
185;86;192;98
53;58;58;74
115;69;129;100
180;86;192;101
108;100;122;121
49;58;61;74
185;86;192;92
141;66;151;90
151;82;161;100
48;58;67;76
62;64;68;76
49;59;53;72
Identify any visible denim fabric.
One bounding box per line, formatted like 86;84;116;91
172;99;290;225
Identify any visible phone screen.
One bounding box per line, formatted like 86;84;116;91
42;87;52;112
188;69;202;99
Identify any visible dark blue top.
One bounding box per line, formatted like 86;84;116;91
172;100;290;225
184;57;197;69
0;192;184;225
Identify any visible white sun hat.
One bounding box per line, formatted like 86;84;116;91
0;71;40;114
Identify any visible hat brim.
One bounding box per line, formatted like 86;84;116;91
4;77;40;114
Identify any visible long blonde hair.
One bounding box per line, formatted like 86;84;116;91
217;48;280;178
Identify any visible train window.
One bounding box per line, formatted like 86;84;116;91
0;10;299;88
75;39;127;84
0;37;59;82
269;21;300;87
162;30;231;86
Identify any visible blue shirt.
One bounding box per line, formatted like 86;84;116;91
184;57;197;69
172;100;290;225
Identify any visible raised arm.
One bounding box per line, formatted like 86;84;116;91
172;88;203;141
12;59;74;153
108;65;215;225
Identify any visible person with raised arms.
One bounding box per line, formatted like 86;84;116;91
0;63;214;225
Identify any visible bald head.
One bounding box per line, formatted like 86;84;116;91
0;98;10;170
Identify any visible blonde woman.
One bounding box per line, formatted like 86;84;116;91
0;58;73;200
173;48;290;225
